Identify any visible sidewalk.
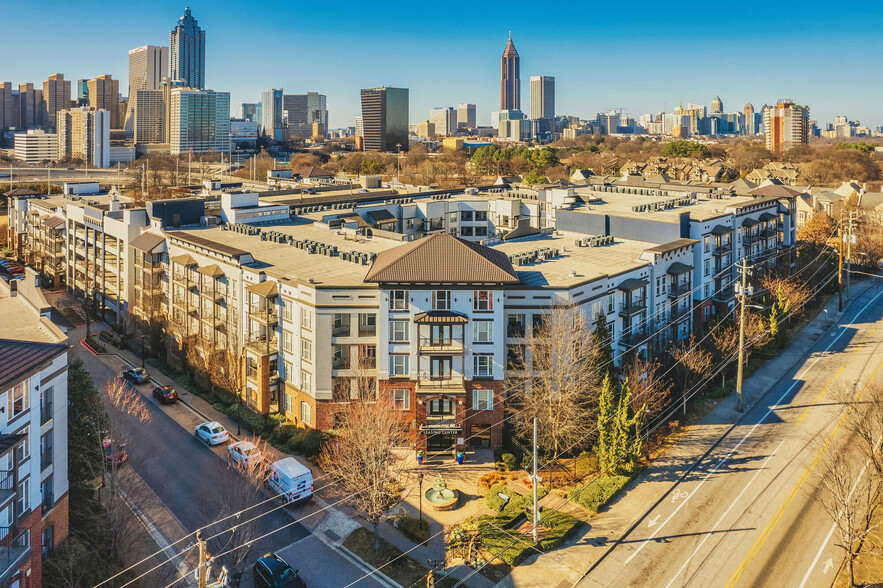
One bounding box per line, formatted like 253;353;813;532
497;278;878;588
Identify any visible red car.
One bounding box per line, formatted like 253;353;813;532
103;438;128;467
7;266;24;274
152;385;178;404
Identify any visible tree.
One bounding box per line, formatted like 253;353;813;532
522;168;545;185
67;359;105;491
590;313;615;391
622;356;667;435
670;335;714;415
797;211;837;248
506;306;603;457
360;159;386;175
319;396;408;549
597;375;644;474
661;140;711;159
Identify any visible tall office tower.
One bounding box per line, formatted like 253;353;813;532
87;75;121;128
126;46;168;138
76;79;88;100
56;107;111;168
261;88;283;138
354;115;363;137
307;92;327;129
169;88;230;154
241;102;258;121
0;82;13;130
282;93;308;138
457;103;476;130
500;33;520;111
169;7;206;89
360;87;409;152
159;78;186;144
711;94;723;114
130;90;165;143
429;107;457;136
529;76;555;120
743;103;755;134
42;74;71;130
763;100;809;152
17;84;44;129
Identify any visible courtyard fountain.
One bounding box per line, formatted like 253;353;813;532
424;473;459;511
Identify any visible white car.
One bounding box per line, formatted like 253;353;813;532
227;440;263;467
195;421;229;446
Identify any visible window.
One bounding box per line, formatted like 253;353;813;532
283;392;293;414
473;321;493;343
704;259;710;276
606;294;615;314
283;361;293;380
389;290;409;311
474;290;493;311
461;210;474;222
41;524;54;559
473;389;493;411
704;236;710;252
283;331;293;353
282;300;292;321
474;355;493;377
359;345;377;368
8;381;27;418
15;432;29;464
332;345;349;369
301;339;312;362
359;313;377;336
506;313;526;337
389;320;409;342
475;226;488;237
41;475;53;513
300;307;312;329
390;354;409;377
475;211;488;222
591;300;603;321
460;226;474;236
391;389;410;410
16;478;28;516
300;402;311;426
704;283;710;298
300;371;312;394
432;290;451;311
40;431;52;470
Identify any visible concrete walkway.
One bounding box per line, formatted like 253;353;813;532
497;279;877;588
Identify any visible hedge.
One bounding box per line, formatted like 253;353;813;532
538;509;581;550
475;519;536;567
485;484;518;512
397;515;429;543
567;475;632;513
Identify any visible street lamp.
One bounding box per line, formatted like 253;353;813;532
396;143;402;178
141;334;147;369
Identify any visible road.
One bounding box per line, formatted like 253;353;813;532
578;285;883;588
70;326;382;587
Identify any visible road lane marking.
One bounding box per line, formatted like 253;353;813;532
794;327;876;425
664;440;785;588
725;357;883;587
622;289;883;566
647;515;660;528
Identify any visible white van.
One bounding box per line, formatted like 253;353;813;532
267;457;313;504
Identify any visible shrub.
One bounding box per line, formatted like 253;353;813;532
279;424;298;445
538;509;581;550
224;404;270;436
212;402;228;413
476;520;535;567
396;515;429;543
299;429;323;457
478;472;504;496
485;484;517;512
568;475;632;513
501;453;518;471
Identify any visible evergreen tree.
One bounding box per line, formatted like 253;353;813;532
614;378;644;472
67;359;107;490
591;313;615;390
597;373;616;474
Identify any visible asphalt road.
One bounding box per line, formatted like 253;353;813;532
578;285;883;588
69;328;382;587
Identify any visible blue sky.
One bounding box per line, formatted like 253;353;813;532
2;0;879;130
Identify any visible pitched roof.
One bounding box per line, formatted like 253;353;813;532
644;238;698;254
196;264;225;278
414;311;469;324
246;280;278;298
41;216;65;229
6;188;40;197
750;184;802;198
169;254;197;266
130;232;166;253
367;209;397;224
364;234;519;284
0;338;67;391
301;166;331;178
667;262;693;275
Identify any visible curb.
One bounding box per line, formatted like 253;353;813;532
573;279;879;584
332;541;404;588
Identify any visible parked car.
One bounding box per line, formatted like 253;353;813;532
357;189;369;193
195;421;229;446
152;385;178;404
227;440;263;468
122;367;150;384
253;553;306;588
266;457;313;504
7;266;24;274
103;438;128;467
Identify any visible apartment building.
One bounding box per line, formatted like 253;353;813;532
14;130;57;164
0;268;70;587
11;178;797;451
56;107;111;168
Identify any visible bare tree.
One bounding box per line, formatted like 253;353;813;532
506;306;603;457
670;335;714;415
319;395;409;549
622;356;668;437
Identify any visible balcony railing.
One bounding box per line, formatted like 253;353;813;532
668;282;691;298
506;323;526;338
418;336;465;353
248;306;279;324
246;335;278;355
621;326;648;347
712;242;732;256
0;527;31;582
417;374;465;390
669;303;690;321
619;299;646;317
40;402;52;425
40;452;52;471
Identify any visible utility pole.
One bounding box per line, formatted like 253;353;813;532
532;416;539;543
846;211;858;301
838;211;844;312
735;258;753;413
196;531;208;588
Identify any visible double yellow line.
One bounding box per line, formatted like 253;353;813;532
725;353;883;587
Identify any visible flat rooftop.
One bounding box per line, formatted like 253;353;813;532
571;189;767;223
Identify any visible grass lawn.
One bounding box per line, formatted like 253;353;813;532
343;526;428;587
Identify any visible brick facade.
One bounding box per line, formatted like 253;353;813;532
5;491;68;588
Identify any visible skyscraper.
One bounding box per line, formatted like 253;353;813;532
76;79;88;101
0;82;13;131
763;100;809;152
282;92;327;139
457;103;476;130
130;90;165;143
743;103;755;135
169;89;231;154
360;87;409;152
169;7;206;89
500;33;520;111
17;83;44;129
42;74;71;130
57;107;111;168
87;75;120;128
430;107;457;136
261;89;283;138
241;103;258;122
530;76;554;121
126;46;168;138
711;94;723;114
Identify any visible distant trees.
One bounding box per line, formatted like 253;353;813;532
661;140;711;159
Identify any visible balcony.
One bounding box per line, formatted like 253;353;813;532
621;326;648;347
417;374;465;392
506;323;526;338
712;242;732;256
40;402;52;425
246;335;278;356
743;232;761;245
0;472;14;508
418;336;465;354
668;282;691;299
249;306;279;325
669;303;690;322
332;356;350;370
0;527;30;583
619;299;646;317
41;452;52;471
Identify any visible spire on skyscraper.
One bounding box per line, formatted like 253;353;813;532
500;33;520;111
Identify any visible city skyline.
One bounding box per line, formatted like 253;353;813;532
2;0;881;129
